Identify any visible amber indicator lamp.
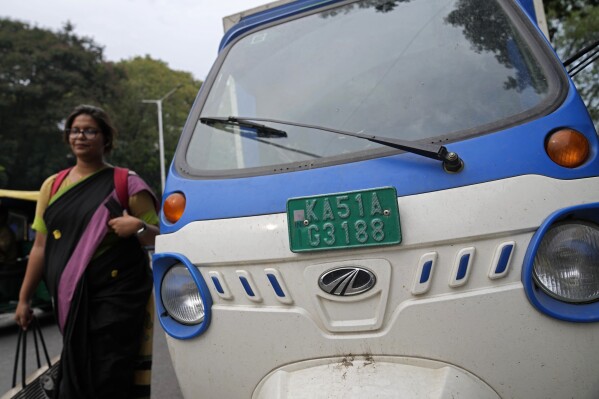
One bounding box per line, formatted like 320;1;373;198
545;128;590;168
163;192;186;223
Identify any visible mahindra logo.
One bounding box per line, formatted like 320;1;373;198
318;267;376;296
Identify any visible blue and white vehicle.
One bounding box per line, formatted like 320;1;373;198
153;0;599;397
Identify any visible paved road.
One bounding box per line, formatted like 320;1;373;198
0;312;184;399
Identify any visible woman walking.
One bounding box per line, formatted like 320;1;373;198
15;105;159;398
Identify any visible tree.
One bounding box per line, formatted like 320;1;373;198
544;0;599;43
0;19;122;190
108;56;201;195
544;1;599;125
0;20;201;195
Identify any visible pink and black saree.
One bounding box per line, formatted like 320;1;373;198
43;168;155;399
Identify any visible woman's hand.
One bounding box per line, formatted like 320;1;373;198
15;300;33;330
107;210;144;238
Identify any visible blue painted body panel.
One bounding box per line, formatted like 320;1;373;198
495;245;514;275
516;0;537;21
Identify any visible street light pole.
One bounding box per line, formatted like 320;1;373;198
142;85;181;193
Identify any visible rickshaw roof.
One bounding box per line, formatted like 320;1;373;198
0;189;39;202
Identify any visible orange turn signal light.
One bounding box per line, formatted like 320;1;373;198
163;192;186;224
545;128;590;168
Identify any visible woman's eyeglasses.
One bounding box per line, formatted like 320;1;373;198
65;127;100;139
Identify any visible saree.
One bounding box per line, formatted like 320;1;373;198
43;168;155;399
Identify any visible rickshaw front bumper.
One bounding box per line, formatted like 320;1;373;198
254;356;498;399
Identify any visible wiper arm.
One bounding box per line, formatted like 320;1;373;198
563;38;599;78
231;116;464;172
200;116;288;138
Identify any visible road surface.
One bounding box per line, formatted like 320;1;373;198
0;312;184;398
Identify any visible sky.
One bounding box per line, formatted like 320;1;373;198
1;0;272;80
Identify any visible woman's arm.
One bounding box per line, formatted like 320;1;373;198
134;217;159;247
108;209;158;247
107;189;159;246
15;232;46;330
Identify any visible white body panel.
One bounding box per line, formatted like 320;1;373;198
222;0;297;32
254;357;500;398
156;175;599;398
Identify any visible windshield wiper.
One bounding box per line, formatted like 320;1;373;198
563;38;599;78
200;116;288;138
206;116;464;172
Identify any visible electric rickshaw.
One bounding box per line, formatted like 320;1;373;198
153;0;599;397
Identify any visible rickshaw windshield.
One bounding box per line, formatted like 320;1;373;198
186;0;558;173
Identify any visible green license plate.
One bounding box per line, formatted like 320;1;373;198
287;187;401;252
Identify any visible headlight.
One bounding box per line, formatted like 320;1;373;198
161;264;205;324
533;221;599;303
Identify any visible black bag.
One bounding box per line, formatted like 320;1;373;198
8;318;59;399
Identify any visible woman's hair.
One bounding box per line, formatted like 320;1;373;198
63;104;117;154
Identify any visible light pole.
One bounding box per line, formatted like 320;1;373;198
142;85;181;193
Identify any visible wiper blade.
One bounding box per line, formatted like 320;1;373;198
200;116;288;138
230;116;464;172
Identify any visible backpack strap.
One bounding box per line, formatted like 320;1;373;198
50;168;73;198
50;167;129;210
113;167;130;210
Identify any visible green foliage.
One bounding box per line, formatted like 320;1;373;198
108;56;201;195
0;19;201;195
0;19;122;190
544;1;598;126
544;0;599;42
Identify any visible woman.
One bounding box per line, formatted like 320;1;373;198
15;105;159;398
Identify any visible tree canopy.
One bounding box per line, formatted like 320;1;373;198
0;19;201;194
109;56;200;195
0;19;123;189
545;0;598;124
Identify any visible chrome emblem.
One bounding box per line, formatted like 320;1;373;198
318;267;376;296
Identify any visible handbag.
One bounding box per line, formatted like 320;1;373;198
3;317;60;399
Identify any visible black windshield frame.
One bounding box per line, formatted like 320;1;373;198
175;0;567;179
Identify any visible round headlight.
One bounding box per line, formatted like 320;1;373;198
161;264;205;324
533;221;599;303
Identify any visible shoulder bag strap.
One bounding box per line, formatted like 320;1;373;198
51;167;129;206
50;168;73;198
113;167;129;210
